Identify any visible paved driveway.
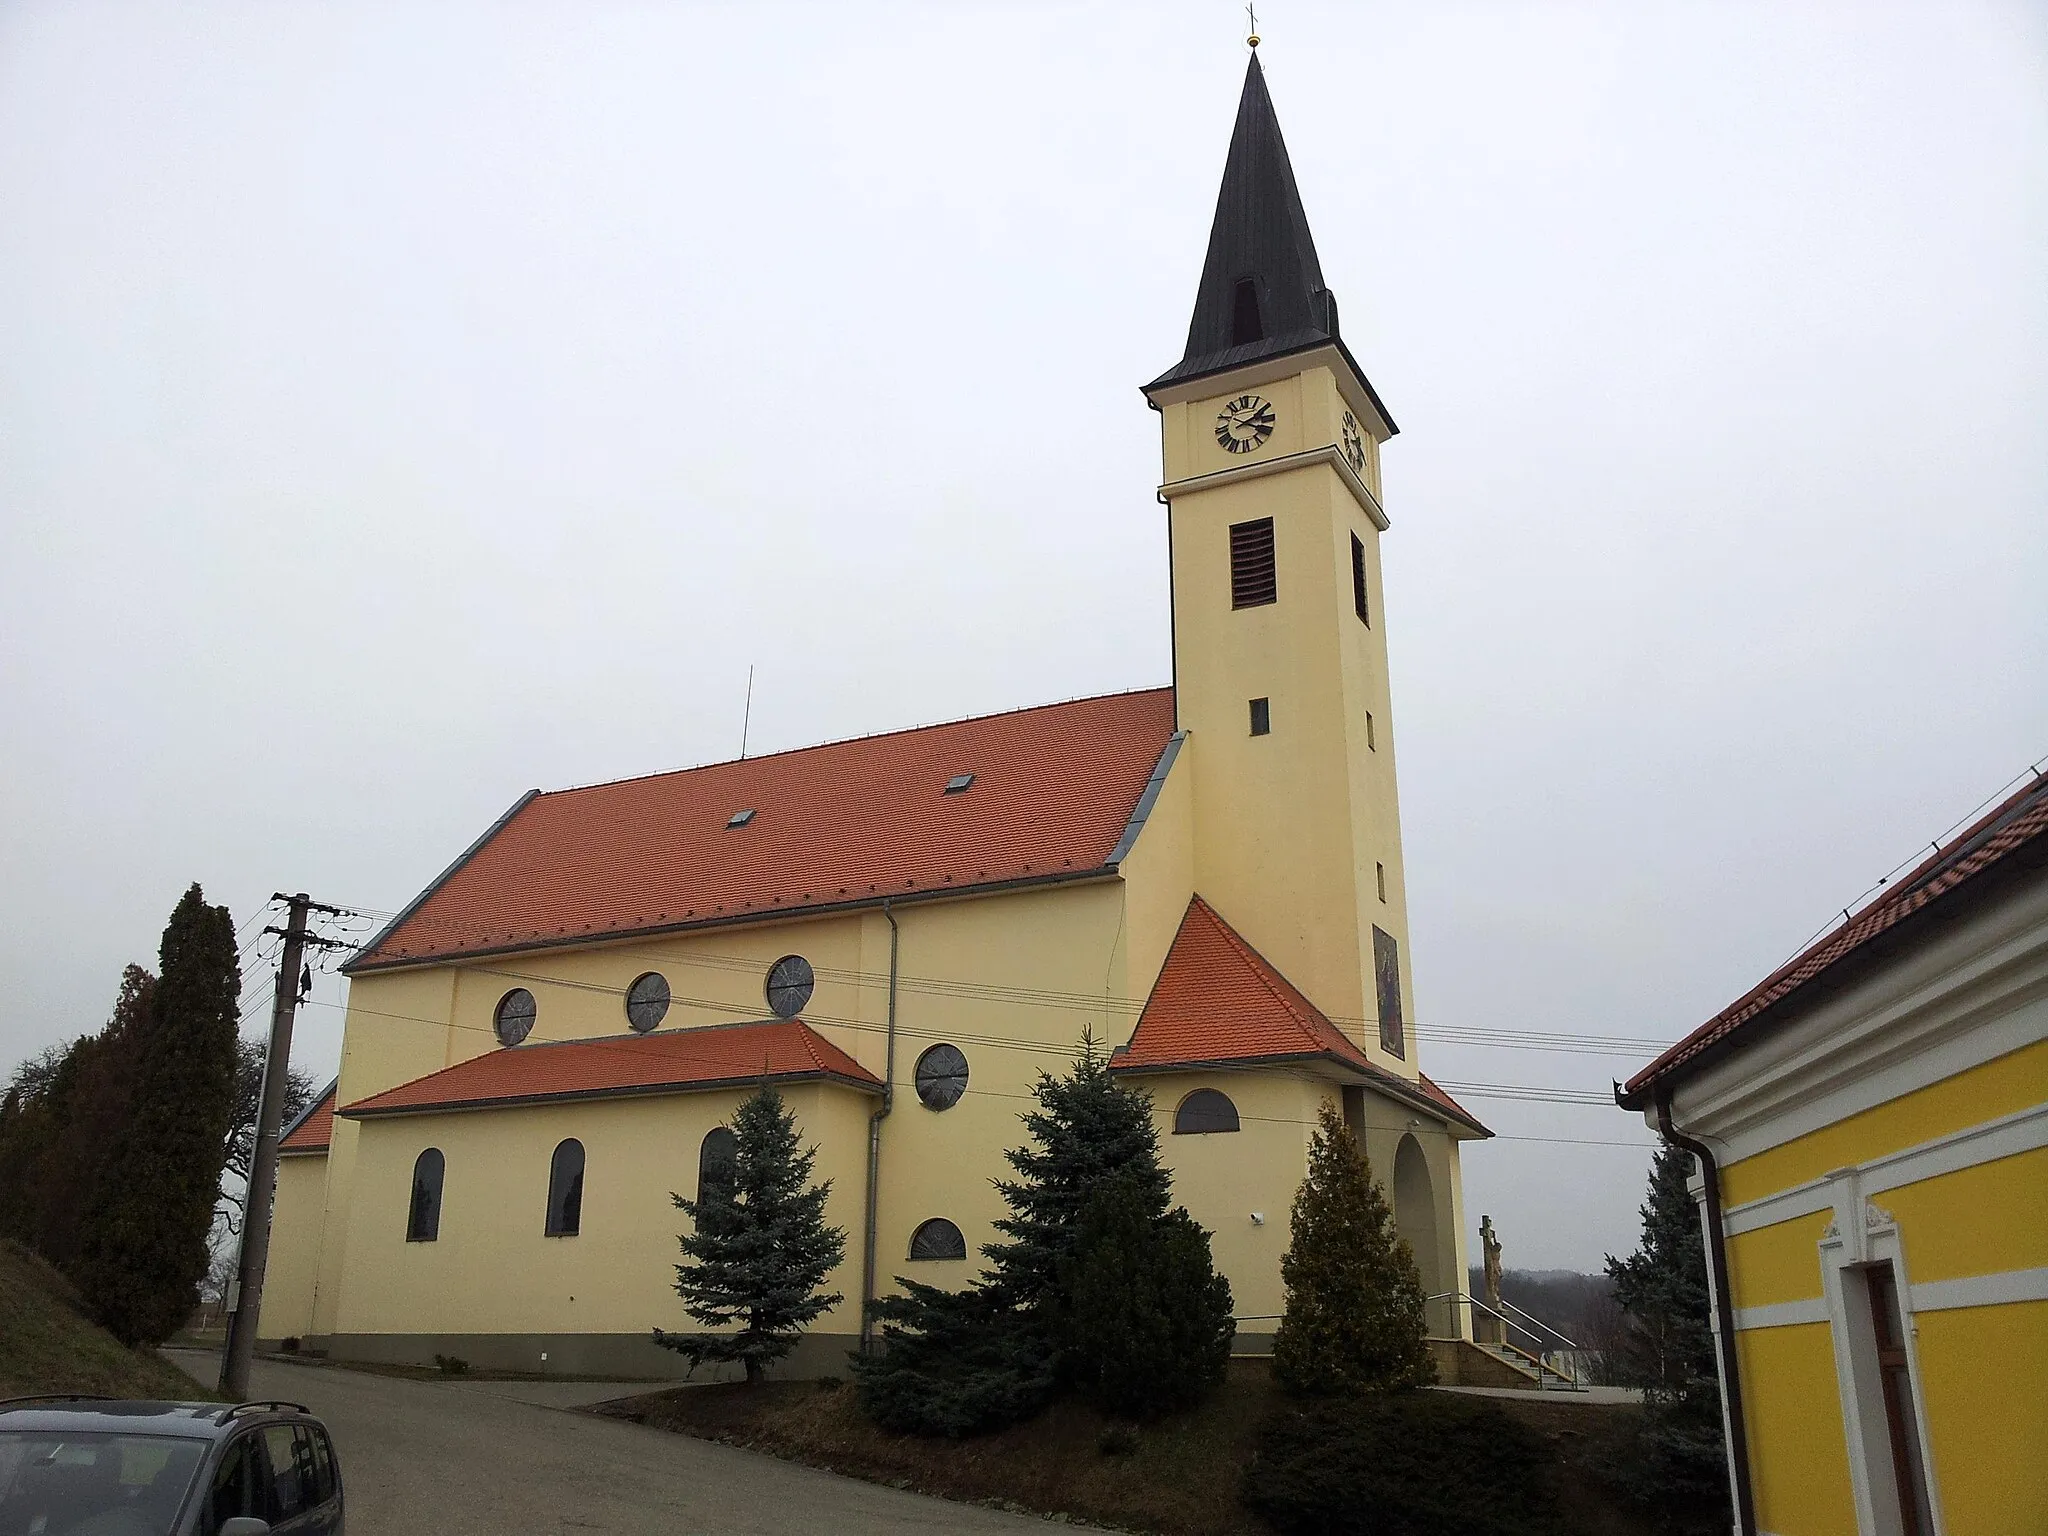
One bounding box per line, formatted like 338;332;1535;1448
165;1352;1080;1535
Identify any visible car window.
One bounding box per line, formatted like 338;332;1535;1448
0;1430;205;1536
206;1431;270;1531
300;1425;337;1505
261;1425;307;1519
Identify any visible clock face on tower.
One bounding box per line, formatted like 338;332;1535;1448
1215;394;1276;455
1341;410;1366;475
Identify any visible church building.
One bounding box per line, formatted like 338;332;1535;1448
259;53;1490;1377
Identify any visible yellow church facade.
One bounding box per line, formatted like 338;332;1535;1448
1622;773;2048;1536
259;56;1491;1378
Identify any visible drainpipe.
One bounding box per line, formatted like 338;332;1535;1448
1655;1092;1758;1536
859;899;900;1353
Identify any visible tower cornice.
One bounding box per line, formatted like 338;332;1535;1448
1159;441;1388;532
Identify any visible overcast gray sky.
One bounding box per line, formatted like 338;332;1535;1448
3;1;2043;1272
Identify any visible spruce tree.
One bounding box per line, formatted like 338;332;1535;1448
1605;1143;1730;1516
655;1086;846;1383
1272;1101;1435;1394
858;1036;1232;1434
1052;1173;1235;1419
78;891;240;1346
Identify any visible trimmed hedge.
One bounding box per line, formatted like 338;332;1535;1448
1243;1390;1564;1536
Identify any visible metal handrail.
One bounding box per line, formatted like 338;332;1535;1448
1426;1292;1584;1387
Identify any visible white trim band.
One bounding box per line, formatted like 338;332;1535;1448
1911;1265;2048;1313
1733;1297;1830;1332
1159;443;1389;531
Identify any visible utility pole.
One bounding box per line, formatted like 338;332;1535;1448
219;892;338;1399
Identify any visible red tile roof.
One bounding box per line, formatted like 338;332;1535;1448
1114;896;1489;1136
1623;769;2048;1101
338;1019;881;1119
279;1085;336;1154
348;689;1178;972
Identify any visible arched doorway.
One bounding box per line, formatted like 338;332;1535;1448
1392;1134;1444;1334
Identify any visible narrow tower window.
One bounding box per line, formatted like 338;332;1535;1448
1229;518;1277;608
1377;862;1387;902
1351;534;1371;626
1366;711;1376;751
1230;276;1263;345
1249;698;1271;736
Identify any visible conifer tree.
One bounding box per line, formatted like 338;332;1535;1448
1606;1142;1729;1515
1272;1101;1435;1394
77;890;241;1346
1052;1173;1234;1419
655;1086;846;1383
858;1036;1232;1434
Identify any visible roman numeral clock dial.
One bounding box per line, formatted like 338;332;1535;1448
1214;393;1276;454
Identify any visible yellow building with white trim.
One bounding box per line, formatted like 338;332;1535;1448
257;54;1495;1380
1622;772;2048;1536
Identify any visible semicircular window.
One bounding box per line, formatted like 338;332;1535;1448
625;972;671;1033
913;1044;969;1111
698;1126;738;1204
765;955;815;1019
1173;1088;1240;1135
493;988;537;1047
908;1218;967;1261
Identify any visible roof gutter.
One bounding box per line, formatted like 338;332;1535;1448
1652;1090;1757;1536
859;898;900;1354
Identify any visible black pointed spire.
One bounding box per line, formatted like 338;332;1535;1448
1147;55;1394;431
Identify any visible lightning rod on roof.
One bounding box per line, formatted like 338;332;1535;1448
741;664;755;760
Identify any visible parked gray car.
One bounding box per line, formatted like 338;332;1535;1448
0;1397;342;1536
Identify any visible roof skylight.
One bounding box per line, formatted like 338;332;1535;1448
726;808;756;828
943;774;975;795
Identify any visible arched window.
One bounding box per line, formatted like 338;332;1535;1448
406;1148;444;1242
545;1139;584;1236
908;1218;967;1261
1173;1089;1240;1135
698;1126;737;1204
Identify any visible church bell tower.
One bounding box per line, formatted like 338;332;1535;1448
1145;51;1417;1078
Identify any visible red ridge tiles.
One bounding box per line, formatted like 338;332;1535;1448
1625;770;2048;1099
338;1019;881;1120
350;689;1176;971
1116;896;1488;1136
279;1087;335;1154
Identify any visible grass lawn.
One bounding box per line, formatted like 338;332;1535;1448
0;1240;220;1402
597;1358;1674;1536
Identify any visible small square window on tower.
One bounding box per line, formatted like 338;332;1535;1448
1351;533;1370;626
1229;518;1277;609
1249;698;1271;736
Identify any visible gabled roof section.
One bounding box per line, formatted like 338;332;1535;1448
1622;769;2048;1104
347;688;1176;972
338;1019;881;1120
1143;54;1395;431
279;1082;336;1155
1114;896;1488;1137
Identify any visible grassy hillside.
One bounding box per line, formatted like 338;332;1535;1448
0;1240;216;1401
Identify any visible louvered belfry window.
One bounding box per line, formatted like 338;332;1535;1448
1230;518;1277;609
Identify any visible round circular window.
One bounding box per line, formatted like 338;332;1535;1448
625;972;670;1033
494;988;536;1047
765;955;815;1019
914;1043;969;1111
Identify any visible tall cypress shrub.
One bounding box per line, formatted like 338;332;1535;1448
77;887;241;1346
1272;1102;1435;1394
